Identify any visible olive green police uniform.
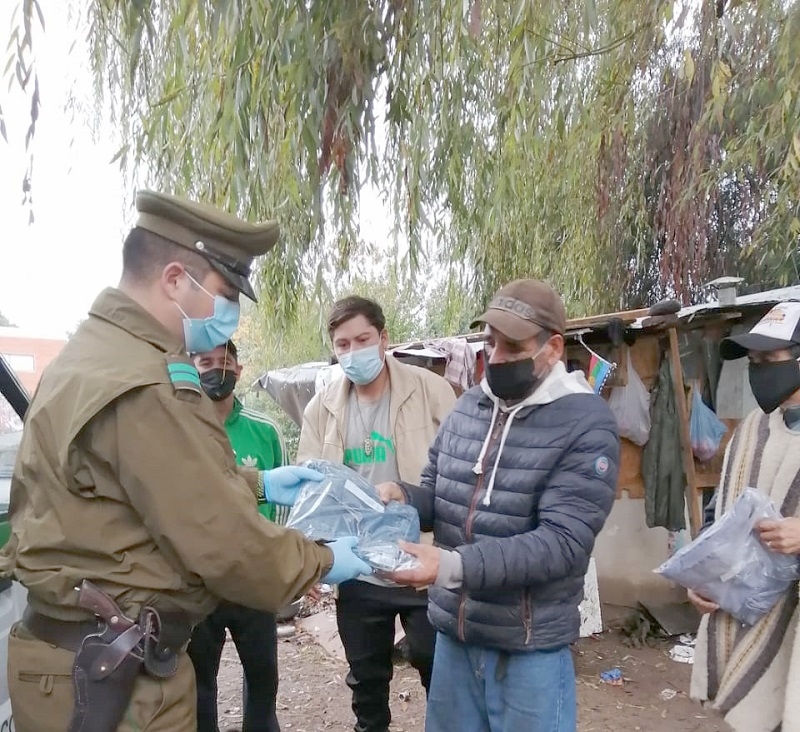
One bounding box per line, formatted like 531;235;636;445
0;193;333;732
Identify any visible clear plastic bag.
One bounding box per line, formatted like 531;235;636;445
607;363;651;446
286;460;421;573
690;389;728;462
654;488;800;625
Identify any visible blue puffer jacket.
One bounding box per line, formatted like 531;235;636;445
402;363;619;652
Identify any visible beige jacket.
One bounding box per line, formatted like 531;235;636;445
297;355;456;483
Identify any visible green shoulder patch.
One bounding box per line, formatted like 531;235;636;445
166;355;202;396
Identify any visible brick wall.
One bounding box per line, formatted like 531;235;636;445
0;332;67;395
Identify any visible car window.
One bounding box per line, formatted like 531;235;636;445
0;389;22;507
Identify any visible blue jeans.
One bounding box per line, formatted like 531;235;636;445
425;633;576;732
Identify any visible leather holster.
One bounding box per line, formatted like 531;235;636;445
69;632;143;732
23;604;192;732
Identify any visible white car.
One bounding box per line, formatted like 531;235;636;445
0;430;21;506
0;358;30;730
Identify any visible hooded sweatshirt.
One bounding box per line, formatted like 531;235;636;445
435;361;596;587
403;357;618;652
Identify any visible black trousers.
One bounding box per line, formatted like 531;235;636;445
187;601;280;732
336;581;435;732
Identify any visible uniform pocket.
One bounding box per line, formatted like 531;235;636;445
9;623;74;732
11;622;73;689
14;671;72;691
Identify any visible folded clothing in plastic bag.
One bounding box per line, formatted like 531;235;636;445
286;460;421;573
655;488;800;625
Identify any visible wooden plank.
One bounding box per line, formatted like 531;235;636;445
565;308;650;332
668;327;702;537
617;438;645;499
605;343;629;387
695;474;721;489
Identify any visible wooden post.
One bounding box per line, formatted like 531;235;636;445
668;327;702;537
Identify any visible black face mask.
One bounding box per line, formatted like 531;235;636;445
200;368;237;402
484;356;541;402
748;359;800;414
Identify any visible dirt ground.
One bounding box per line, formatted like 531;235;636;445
214;622;728;732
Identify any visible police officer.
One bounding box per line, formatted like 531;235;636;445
0;191;372;732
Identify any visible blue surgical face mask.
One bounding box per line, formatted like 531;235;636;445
338;344;385;386
175;273;240;353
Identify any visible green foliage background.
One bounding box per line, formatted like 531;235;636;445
4;1;800;439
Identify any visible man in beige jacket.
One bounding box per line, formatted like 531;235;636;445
298;295;456;732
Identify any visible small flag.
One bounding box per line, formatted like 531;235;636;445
588;353;615;394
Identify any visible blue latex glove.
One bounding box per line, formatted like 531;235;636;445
321;537;373;585
261;466;324;506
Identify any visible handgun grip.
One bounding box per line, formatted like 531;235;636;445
75;580;134;629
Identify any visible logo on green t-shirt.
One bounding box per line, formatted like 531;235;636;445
344;431;396;465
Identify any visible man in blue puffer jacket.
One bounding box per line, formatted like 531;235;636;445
378;279;620;732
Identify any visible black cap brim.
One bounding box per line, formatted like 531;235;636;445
208;260;257;302
719;333;795;360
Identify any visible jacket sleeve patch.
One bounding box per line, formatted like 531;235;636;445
593;455;610;476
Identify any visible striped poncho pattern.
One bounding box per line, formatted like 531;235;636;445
691;408;800;732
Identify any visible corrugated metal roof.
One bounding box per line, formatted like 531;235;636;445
629;284;800;330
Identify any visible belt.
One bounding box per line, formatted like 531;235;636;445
22;605;193;654
23;606;104;652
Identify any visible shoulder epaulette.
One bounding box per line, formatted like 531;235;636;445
166;355;202;396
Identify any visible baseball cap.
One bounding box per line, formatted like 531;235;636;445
471;279;567;341
720;301;800;360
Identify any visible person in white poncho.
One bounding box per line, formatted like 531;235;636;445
691;301;800;732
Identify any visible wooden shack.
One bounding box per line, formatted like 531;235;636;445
387;285;800;606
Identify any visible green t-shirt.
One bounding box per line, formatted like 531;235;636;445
224;398;286;522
